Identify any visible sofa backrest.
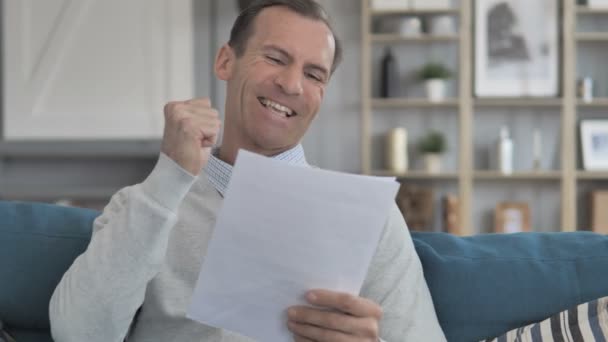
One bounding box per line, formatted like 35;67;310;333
412;231;608;342
0;201;97;335
3;200;608;342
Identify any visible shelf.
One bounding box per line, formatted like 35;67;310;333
360;0;587;233
372;170;458;180
371;98;459;108
371;8;460;16
577;98;608;107
0;140;161;158
577;6;608;14
576;32;608;41
474;171;561;180
371;34;459;43
474;97;563;107
577;171;608;180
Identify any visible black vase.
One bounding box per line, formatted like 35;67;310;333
380;47;400;98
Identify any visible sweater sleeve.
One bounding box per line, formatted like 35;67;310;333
49;154;196;342
361;203;446;341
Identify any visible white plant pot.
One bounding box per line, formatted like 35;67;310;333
425;79;446;102
424;153;442;174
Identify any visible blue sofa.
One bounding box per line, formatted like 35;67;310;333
1;200;608;342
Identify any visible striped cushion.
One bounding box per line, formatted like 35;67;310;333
484;296;608;341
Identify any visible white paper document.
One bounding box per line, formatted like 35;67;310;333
187;150;399;341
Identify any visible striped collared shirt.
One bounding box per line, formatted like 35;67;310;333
203;144;309;197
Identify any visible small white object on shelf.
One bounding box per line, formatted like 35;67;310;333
386;128;409;173
377;16;422;36
497;127;514;175
371;0;410;10
411;0;451;10
399;17;422;36
428;15;455;35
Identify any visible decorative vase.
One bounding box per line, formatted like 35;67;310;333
424;153;442;174
386;128;408;173
425;79;446;102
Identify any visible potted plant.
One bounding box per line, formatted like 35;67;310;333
417;62;452;102
418;130;446;173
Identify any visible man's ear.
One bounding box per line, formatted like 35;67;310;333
215;44;236;81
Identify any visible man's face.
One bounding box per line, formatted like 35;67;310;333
217;6;336;155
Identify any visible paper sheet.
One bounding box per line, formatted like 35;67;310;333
187;150;399;341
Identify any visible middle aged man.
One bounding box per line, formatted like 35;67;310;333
50;1;447;341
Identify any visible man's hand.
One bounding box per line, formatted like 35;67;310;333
160;98;222;175
287;289;382;342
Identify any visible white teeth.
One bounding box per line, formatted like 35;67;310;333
260;98;295;117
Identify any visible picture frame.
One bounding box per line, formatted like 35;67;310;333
494;202;530;233
474;0;559;97
580;120;608;170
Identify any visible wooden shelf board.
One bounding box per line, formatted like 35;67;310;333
577;98;608;107
371;34;459;43
576;32;608;41
372;170;459;180
474;171;562;180
474;98;563;107
577;6;608;14
577;171;608;180
371;98;459;108
371;8;460;16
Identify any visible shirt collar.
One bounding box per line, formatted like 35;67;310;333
204;144;308;197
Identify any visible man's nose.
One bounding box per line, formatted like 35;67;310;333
275;66;303;96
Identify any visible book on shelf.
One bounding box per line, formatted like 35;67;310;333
442;194;460;235
395;184;434;232
591;191;608;234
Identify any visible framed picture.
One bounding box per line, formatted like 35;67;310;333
581;120;608;170
474;0;559;97
494;202;530;233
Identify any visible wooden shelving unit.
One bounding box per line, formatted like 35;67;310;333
474;98;563;107
371;97;460;108
372;170;459;180
474;171;562;181
577;171;608;180
371;34;459;43
577;6;608;14
370;8;460;16
361;0;607;234
577;98;608;107
576;32;608;41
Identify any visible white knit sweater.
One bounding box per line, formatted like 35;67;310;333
49;154;446;342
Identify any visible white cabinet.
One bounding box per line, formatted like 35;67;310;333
2;0;193;140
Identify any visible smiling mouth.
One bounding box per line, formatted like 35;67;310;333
258;97;297;118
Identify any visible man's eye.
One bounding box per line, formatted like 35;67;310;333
266;56;283;64
306;73;323;82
